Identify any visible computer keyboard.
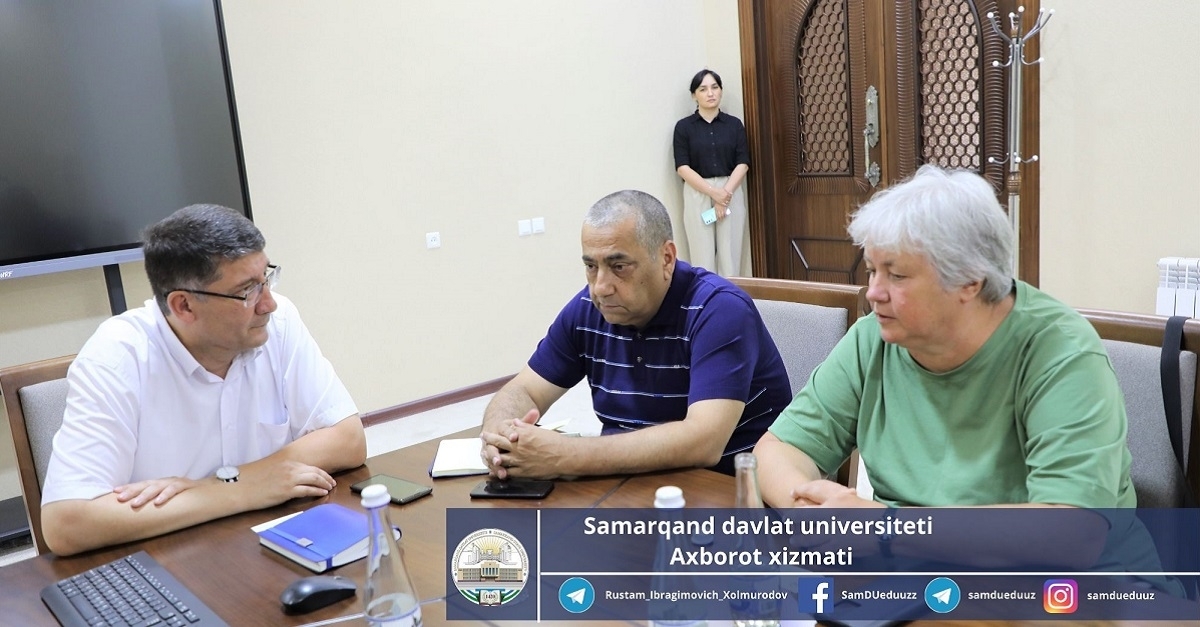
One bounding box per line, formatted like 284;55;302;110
41;550;229;627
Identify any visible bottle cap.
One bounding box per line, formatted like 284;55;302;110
734;451;758;470
654;485;684;508
360;483;391;509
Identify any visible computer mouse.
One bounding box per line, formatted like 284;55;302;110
279;574;358;615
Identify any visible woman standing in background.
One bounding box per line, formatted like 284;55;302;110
673;69;750;277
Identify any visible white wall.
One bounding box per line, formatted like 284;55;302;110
1039;0;1200;311
0;1;740;500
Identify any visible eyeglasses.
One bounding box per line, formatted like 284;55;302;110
171;264;281;308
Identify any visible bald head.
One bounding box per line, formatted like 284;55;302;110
583;190;674;255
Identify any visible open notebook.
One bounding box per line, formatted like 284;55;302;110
430;420;570;478
429;439;489;478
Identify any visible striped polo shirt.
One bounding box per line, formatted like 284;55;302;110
527;261;792;475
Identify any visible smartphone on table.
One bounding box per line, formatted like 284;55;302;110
350;474;433;504
470;479;555;499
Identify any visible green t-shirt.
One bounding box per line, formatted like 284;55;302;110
769;280;1135;508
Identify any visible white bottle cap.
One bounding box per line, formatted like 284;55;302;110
360;483;391;509
654;486;685;509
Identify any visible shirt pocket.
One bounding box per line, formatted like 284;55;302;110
253;399;293;457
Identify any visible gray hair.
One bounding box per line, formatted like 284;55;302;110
142;204;265;315
847;165;1013;303
584;190;674;253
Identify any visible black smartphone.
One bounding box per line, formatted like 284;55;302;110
469;479;555;499
350;474;433;504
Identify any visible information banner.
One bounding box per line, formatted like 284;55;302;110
446;508;1200;621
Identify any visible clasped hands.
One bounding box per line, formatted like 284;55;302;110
480;408;565;480
709;186;733;208
789;479;879;509
787;479;888;556
112;460;337;510
708;187;733;221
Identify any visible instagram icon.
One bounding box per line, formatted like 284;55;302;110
1043;579;1078;613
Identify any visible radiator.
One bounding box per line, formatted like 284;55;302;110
1157;258;1200;317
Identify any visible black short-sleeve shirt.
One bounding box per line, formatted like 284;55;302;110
672;110;750;179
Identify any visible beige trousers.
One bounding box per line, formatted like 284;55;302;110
681;176;747;277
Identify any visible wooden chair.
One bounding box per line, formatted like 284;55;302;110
1080;310;1200;506
1;355;74;554
729;277;869;487
728;277;869;394
729;277;869;325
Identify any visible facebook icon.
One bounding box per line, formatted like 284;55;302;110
797;577;835;614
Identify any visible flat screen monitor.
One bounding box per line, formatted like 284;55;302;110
0;0;250;282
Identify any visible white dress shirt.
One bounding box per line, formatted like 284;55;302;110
41;293;358;504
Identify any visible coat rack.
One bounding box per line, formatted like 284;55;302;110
986;6;1053;274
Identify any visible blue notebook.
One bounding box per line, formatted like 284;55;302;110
256;503;399;573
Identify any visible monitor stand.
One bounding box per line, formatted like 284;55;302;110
103;264;128;315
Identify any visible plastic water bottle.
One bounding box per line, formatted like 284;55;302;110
648;486;706;627
361;484;423;627
731;452;780;627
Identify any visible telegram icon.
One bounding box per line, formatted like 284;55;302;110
924;577;961;613
558;577;595;613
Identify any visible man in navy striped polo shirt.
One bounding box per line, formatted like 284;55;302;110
480;190;792;477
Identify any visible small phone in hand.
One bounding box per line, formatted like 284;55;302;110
469;479;555;499
349;474;433;504
701;207;717;225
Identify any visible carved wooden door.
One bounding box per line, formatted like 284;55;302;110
739;0;1040;285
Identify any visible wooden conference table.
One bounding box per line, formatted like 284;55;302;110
0;429;631;627
0;429;1155;626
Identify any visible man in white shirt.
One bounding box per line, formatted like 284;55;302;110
40;204;366;556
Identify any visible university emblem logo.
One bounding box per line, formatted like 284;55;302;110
451;528;529;606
